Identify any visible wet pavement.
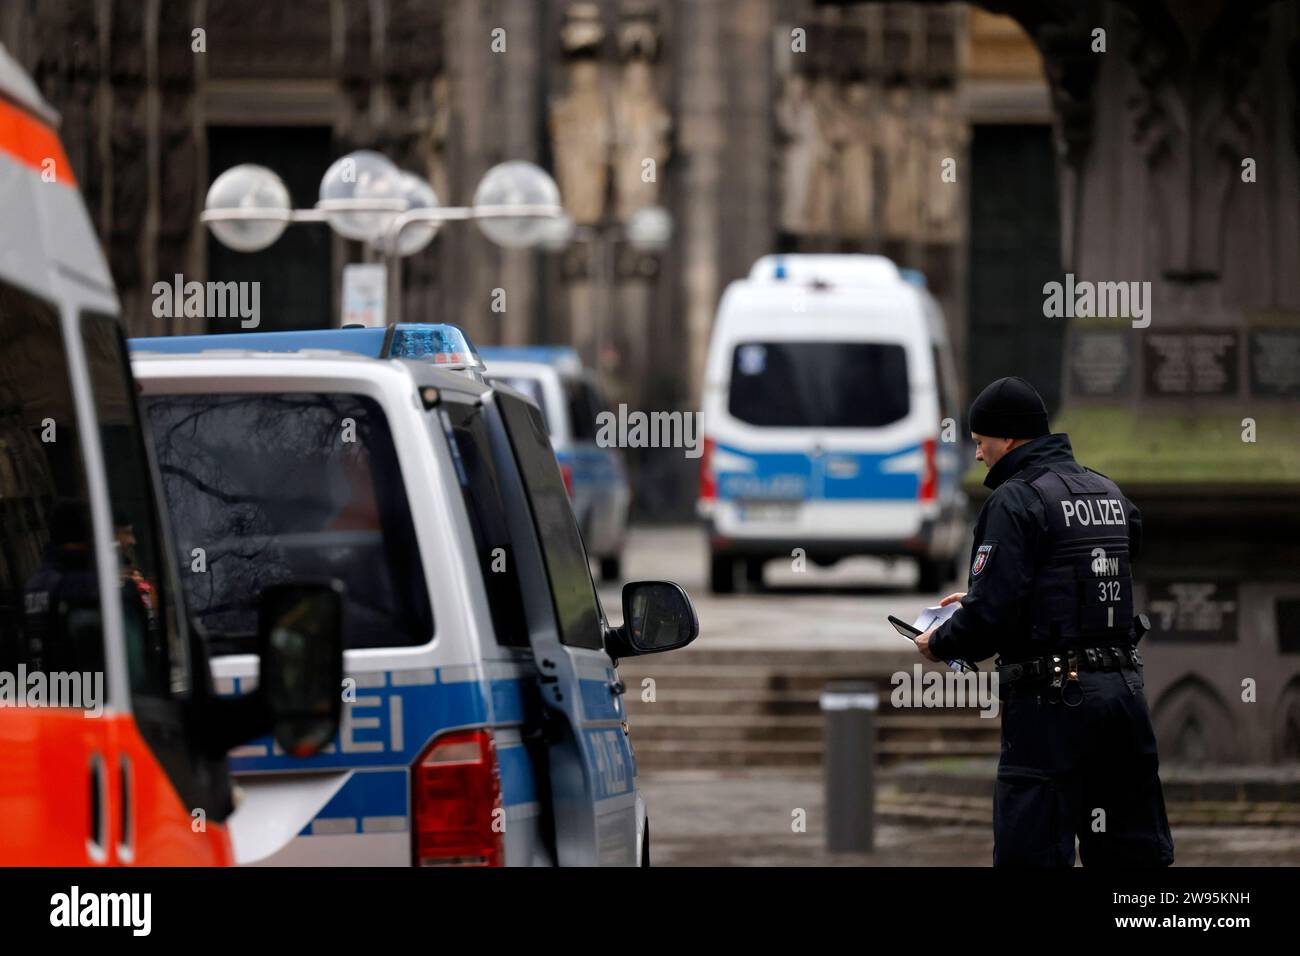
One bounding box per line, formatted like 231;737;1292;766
638;768;1300;867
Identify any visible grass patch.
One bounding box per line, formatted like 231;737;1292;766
962;408;1300;490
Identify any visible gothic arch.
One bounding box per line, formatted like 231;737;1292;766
1151;674;1239;764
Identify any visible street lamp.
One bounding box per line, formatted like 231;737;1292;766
203;165;292;252
625;205;673;253
318;150;406;242
473;160;564;249
201;150;564;324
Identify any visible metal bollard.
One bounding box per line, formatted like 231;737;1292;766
820;681;878;854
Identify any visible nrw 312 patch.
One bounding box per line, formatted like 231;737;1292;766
971;544;995;577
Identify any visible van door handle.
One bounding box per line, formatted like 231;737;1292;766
116;755;135;863
608;680;626;696
87;753;108;863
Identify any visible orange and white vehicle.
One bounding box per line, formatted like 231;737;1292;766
0;43;342;865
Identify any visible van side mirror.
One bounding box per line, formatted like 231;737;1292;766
256;581;344;757
607;581;699;657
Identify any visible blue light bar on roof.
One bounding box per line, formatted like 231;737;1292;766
388;324;484;371
129;323;485;371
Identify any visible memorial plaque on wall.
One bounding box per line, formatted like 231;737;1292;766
1070;330;1134;396
1143;330;1239;396
1249;329;1300;398
1146;581;1239;642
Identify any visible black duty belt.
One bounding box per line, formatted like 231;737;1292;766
997;644;1143;687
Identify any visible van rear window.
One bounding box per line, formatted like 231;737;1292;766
145;392;433;651
728;341;909;428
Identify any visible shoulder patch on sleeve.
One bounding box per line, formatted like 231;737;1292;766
972;543;995;577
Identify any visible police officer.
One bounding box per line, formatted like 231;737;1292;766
915;376;1174;867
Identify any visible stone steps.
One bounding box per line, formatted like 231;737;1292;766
618;648;1000;768
631;737;1000;770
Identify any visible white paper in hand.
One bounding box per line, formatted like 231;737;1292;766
911;602;959;634
911;602;973;672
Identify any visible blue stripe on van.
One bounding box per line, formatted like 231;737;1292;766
714;442;922;501
490;677;527;723
228;668;627;835
579;676;621;721
228;670;493;773
497;742;540;807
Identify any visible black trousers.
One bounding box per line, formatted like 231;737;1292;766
994;667;1175;867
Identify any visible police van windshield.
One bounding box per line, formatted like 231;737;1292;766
144;392;433;652
728;341;909;428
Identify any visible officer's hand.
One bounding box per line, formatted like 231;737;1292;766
915;626;939;662
938;591;966;607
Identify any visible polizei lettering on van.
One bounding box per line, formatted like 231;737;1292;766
1060;498;1127;527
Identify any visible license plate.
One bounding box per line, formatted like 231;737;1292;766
738;500;801;521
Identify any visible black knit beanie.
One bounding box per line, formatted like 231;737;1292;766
968;376;1049;439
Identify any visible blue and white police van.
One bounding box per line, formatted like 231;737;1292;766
698;254;966;594
129;324;698;866
479;346;630;581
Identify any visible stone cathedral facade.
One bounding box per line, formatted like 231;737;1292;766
1;0;1047;515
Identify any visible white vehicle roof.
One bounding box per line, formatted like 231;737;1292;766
0;42;58;124
0;42;116;310
706;283;946;386
747;253;902;286
131;349;490;400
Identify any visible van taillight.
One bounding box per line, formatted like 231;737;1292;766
560;463;574;498
919;438;937;502
699;437;717;501
411;729;504;867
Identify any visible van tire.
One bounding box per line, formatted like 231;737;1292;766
917;557;944;594
744;558;764;590
599;555;621;582
710;552;736;594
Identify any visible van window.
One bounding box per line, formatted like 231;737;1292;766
438;400;530;648
728;341;909;428
564;378;602;442
497;393;603;651
82;313;187;697
488;375;551;434
0;283;105;689
145;392;433;651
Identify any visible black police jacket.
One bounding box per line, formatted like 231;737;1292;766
929;432;1142;665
